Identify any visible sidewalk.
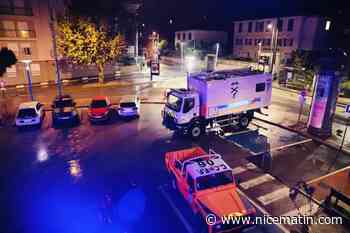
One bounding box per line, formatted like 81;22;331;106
308;166;350;202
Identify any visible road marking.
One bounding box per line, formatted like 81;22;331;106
306;165;350;185
158;186;195;233
252;138;313;156
240;174;275;190
232;163;258;175
257;187;290;206
281;202;319;217
237;189;289;233
232;166;247;175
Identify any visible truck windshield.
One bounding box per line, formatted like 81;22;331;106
196;170;233;191
166;94;183;112
54;99;73;108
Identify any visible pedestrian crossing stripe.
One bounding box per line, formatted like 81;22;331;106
257;187;290;206
240;174;275;190
232;163;258;175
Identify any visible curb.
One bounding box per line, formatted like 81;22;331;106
253;116;350;156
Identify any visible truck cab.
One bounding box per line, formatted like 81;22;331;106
163;88;201;132
165;147;256;233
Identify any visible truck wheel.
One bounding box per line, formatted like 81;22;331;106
190;124;203;139
238;114;251;130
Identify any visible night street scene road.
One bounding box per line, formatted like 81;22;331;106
0;0;350;233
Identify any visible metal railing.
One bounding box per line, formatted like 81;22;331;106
0;7;33;16
0;29;35;38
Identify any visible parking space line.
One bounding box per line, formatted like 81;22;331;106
281;202;319;217
240;174;276;190
158;185;195;233
257;187;290;206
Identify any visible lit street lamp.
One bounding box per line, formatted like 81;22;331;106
21;60;34;101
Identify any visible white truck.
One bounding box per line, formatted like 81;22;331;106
162;69;272;138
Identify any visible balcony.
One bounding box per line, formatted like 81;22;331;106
0;7;33;16
0;29;35;38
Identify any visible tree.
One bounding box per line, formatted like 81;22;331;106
57;17;126;83
0;47;17;77
291;50;315;88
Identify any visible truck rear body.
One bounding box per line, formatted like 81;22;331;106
188;69;272;119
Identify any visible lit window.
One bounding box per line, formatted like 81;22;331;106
325;20;331;31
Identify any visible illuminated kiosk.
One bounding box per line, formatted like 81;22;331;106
307;59;341;138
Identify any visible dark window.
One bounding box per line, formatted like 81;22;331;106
259;22;264;32
182;33;186;40
23;47;31;55
238;23;243;33
120;102;136;108
288;19;294;31
283;38;288;47
289;38;294;46
248;22;252;32
235;38;240;45
183;98;195;113
188;32;192;40
277;39;282;46
255;39;259;46
245;38;249;45
249;39;252;45
267;38;271;46
177;33;180;40
256;83;266;92
91;100;108;108
277;19;283;32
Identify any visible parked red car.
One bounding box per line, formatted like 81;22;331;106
88;96;112;122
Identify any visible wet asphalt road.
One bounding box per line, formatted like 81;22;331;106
1;102;349;233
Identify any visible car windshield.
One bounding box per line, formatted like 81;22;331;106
196;170;233;191
166;93;183;112
91;100;108;108
120;102;136;108
54;99;73;108
18;108;37;118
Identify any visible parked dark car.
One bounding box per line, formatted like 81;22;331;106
52;95;80;127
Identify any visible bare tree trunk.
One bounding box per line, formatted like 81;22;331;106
98;64;105;84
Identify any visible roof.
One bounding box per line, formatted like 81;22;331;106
184;154;232;179
19;101;39;109
191;69;264;82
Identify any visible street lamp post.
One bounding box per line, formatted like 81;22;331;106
215;43;220;70
267;22;279;76
180;42;184;72
22;60;34;101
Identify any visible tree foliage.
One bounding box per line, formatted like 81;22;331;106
57;17;126;83
0;47;17;77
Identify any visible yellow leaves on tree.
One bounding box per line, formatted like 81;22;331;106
57;17;126;83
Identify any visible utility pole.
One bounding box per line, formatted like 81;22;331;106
48;0;63;97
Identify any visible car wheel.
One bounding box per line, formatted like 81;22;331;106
189;124;203;139
238;114;251;130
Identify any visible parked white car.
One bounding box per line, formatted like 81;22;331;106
118;96;140;117
15;101;45;128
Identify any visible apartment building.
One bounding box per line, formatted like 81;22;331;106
233;16;331;63
175;30;227;53
0;0;66;86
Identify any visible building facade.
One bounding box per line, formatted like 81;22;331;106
0;0;67;86
175;30;227;53
232;16;331;63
